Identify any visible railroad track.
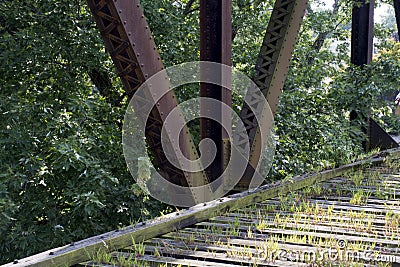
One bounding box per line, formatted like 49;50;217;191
6;149;400;267
78;153;400;266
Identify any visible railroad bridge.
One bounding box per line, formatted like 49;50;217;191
3;0;400;266
4;150;400;266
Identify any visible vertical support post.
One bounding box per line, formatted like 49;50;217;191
351;0;374;66
350;0;398;150
200;0;232;183
350;0;374;151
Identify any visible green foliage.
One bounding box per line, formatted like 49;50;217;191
270;0;359;178
0;0;164;263
270;0;400;179
1;0;400;263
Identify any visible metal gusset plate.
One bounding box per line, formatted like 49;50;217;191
87;0;210;204
236;0;308;190
368;118;399;150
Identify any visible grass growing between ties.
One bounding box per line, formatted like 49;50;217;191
81;157;400;266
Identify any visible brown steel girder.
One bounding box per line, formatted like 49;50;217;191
200;0;232;184
87;0;211;204
235;0;308;190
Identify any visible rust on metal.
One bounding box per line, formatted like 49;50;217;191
86;0;210;204
236;0;308;190
200;0;232;183
350;1;398;151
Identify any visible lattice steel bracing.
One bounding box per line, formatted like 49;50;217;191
86;0;210;204
236;0;308;189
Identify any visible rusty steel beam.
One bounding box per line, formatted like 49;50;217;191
200;0;232;183
351;0;374;65
350;0;398;151
87;0;210;204
235;0;308;190
349;0;373;151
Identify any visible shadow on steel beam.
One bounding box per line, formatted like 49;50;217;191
368;117;399;151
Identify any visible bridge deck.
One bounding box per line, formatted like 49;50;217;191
4;150;400;267
80;154;400;266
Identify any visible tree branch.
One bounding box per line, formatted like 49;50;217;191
183;0;197;15
306;0;340;65
88;69;124;107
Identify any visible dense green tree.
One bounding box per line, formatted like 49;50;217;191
1;0;400;263
0;0;164;262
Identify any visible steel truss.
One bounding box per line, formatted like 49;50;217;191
236;0;308;189
87;0;210;205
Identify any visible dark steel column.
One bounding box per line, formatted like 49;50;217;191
350;0;374;151
350;0;399;151
351;0;374;65
200;0;232;183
